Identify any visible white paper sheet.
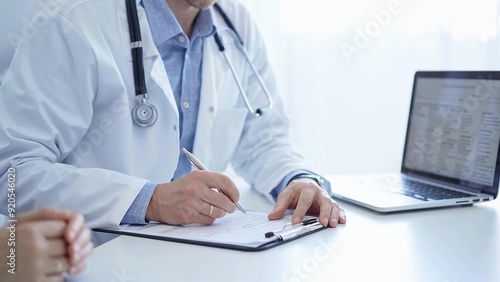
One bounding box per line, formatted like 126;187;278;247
106;211;322;249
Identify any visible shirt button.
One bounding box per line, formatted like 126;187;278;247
179;35;186;43
208;106;214;113
173;124;177;131
182;101;190;109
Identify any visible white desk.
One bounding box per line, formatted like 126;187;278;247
70;182;500;282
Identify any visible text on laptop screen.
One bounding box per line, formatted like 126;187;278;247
403;76;500;186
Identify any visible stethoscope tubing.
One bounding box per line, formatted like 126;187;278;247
126;0;273;127
126;0;147;97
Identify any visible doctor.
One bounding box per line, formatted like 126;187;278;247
0;0;346;228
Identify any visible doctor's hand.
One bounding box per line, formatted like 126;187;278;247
268;178;347;228
146;171;239;225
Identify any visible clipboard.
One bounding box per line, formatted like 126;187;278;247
93;211;328;252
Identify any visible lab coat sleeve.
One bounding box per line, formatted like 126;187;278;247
226;2;322;202
0;14;146;228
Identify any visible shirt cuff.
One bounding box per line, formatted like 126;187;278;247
121;182;158;224
269;169;332;200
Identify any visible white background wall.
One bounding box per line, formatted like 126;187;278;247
241;0;500;176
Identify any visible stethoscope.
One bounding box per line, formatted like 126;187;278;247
126;0;274;127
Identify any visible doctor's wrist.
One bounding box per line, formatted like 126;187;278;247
288;173;325;189
145;184;163;222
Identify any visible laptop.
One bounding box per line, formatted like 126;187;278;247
331;71;500;212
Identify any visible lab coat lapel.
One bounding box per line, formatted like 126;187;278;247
193;37;228;164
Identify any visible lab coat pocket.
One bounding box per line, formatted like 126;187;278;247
206;108;247;171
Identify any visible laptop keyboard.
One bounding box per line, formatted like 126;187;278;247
371;178;475;201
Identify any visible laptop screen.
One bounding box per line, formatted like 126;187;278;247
402;71;500;196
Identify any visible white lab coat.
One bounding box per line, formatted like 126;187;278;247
0;1;40;83
0;0;315;228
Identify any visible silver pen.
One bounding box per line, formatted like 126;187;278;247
182;148;247;214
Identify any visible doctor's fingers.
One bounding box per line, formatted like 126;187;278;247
189;170;240;203
291;187;317;225
198;198;229;219
200;188;237;214
328;207;347;227
317;197;335;227
268;191;294;221
175;196;227;225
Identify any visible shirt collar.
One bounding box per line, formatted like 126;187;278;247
193;7;216;39
142;0;216;47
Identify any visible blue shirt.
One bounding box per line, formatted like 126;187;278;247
142;0;215;179
121;0;328;224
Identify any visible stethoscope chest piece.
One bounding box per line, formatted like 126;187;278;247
132;96;158;127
